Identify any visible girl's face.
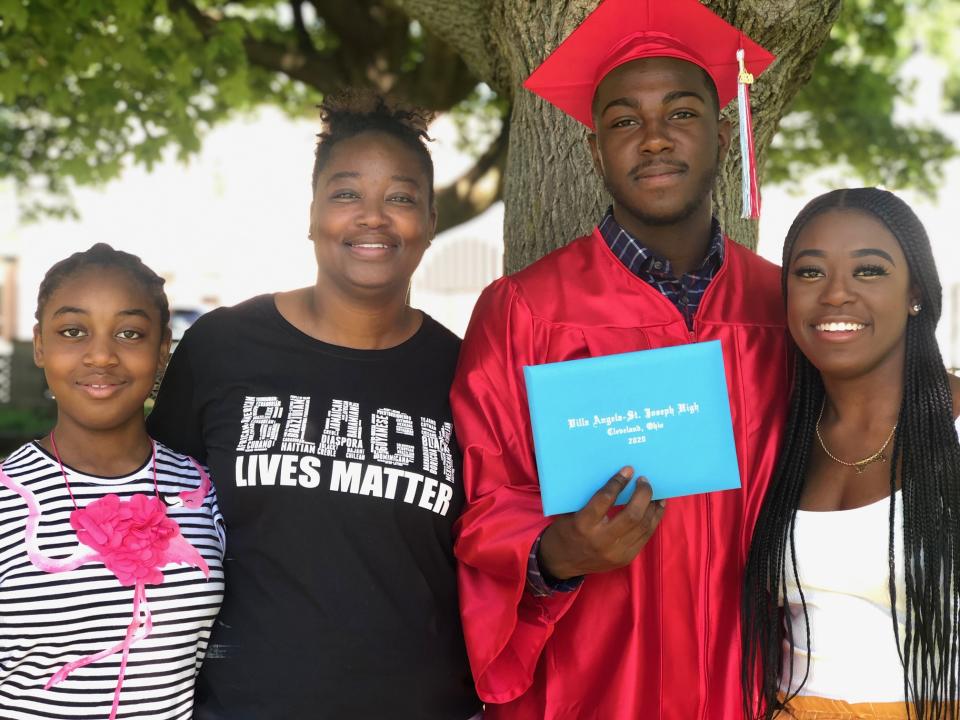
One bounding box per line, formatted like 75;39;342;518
33;266;171;436
786;209;920;382
309;130;436;300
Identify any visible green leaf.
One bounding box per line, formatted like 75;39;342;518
0;0;29;32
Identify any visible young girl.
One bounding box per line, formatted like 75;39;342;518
0;244;225;720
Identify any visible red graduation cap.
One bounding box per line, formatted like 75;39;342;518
523;0;776;217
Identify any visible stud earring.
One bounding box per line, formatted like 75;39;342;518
911;303;922;313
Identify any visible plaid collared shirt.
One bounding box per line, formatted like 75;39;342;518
598;207;725;329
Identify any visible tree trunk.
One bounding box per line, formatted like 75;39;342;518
403;0;842;273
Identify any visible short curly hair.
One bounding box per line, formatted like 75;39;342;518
311;89;436;203
36;243;170;329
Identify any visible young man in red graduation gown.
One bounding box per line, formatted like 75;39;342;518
451;1;790;718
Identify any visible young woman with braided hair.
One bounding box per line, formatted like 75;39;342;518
148;91;481;719
742;187;960;720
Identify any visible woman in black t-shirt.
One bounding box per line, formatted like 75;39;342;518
148;91;481;720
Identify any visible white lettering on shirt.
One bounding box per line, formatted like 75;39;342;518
403;471;425;504
232;397;456;516
330;459;361;494
358;464;384;498
383;467;403;500
236;397;284;452
281;395;316;454
370;409;415;467
298;456;322;489
433;483;453;516
318;400;366;460
419;417;455;484
418;476;439;509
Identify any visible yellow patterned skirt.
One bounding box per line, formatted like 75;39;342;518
776;695;912;719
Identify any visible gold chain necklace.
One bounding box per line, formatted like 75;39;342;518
815;401;897;475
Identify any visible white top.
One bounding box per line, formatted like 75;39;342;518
0;441;226;719
782;416;960;702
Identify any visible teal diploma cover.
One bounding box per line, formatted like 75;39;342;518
523;340;741;516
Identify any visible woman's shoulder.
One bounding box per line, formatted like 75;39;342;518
413;313;461;373
419;312;460;349
183;294;273;338
175;295;279;362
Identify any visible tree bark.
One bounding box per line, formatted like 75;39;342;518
393;0;500;93
402;0;842;273
434;122;509;234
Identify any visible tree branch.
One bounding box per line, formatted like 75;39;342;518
290;1;316;55
241;38;348;92
169;0;350;92
434;119;509;233
393;33;479;110
168;0;219;35
169;0;499;231
307;0;389;49
392;0;501;95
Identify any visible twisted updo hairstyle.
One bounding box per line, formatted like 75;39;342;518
311;89;435;203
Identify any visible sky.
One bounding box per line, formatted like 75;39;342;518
1;50;958;365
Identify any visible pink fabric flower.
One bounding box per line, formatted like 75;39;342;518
1;461;213;720
69;493;202;586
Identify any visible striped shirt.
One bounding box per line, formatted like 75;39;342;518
598;207;725;329
0;441;225;720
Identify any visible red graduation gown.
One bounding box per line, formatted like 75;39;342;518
451;230;789;719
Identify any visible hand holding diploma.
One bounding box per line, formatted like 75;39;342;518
538;466;666;580
524;342;741;516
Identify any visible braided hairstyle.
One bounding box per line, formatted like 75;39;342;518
742;188;960;719
36;243;170;330
311;89;435;203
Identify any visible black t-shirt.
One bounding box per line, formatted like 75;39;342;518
147;295;479;720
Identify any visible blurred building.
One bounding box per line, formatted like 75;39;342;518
0;256;49;409
0;256;17;403
412;234;503;338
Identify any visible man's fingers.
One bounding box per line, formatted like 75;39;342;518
621;494;666;547
556;469;667;575
605;477;653;529
577;466;633;525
